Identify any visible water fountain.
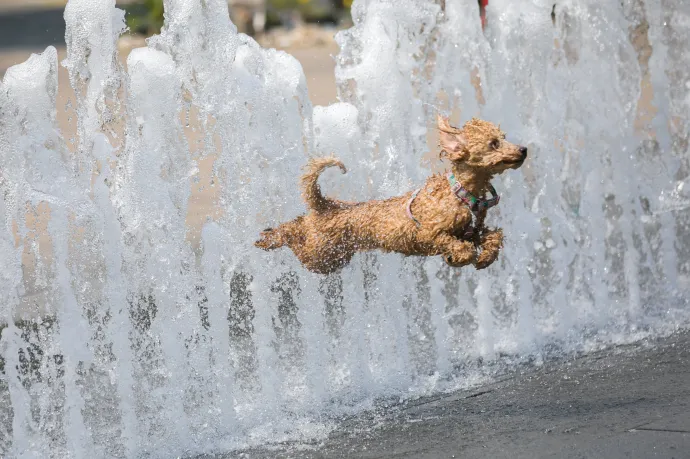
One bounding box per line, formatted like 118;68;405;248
1;0;688;456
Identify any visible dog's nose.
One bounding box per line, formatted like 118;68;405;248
519;146;528;158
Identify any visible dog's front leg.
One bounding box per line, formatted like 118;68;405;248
435;233;476;267
474;228;503;270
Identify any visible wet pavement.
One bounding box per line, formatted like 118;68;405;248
230;330;690;458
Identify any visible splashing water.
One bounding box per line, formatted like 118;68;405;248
1;0;689;456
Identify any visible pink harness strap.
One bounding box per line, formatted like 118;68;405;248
406;188;422;227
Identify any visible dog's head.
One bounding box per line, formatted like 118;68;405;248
437;115;527;173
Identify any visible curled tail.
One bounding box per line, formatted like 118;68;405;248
300;156;347;212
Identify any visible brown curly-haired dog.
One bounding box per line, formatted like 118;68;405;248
255;115;527;274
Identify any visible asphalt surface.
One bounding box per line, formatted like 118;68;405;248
223;330;690;458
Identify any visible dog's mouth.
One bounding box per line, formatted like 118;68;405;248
502;158;525;166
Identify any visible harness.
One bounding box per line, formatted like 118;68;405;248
406;172;500;238
406;188;423;227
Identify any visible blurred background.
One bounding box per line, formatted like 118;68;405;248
0;0;355;105
124;0;353;37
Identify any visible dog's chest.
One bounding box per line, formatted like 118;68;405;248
420;180;488;238
449;199;487;241
425;178;491;238
430;191;471;231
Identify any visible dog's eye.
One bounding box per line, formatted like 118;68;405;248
490;139;500;150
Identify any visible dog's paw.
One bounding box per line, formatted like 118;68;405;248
480;228;504;245
443;254;464;267
473;229;503;269
474;246;500;270
255;229;281;250
443;242;476;268
254;238;272;250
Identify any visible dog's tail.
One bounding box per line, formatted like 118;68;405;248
300;156;347;212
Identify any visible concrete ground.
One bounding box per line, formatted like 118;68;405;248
228;330;690;458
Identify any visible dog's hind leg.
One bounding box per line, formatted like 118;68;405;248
255;227;285;250
255;218;306;251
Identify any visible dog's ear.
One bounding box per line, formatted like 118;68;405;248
437;114;454;132
437;115;467;161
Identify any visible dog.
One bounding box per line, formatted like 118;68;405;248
255;115;527;274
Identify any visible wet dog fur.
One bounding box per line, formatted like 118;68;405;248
255;115;527;274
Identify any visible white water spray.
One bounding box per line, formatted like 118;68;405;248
1;0;689;456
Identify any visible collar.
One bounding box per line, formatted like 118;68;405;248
447;172;499;213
